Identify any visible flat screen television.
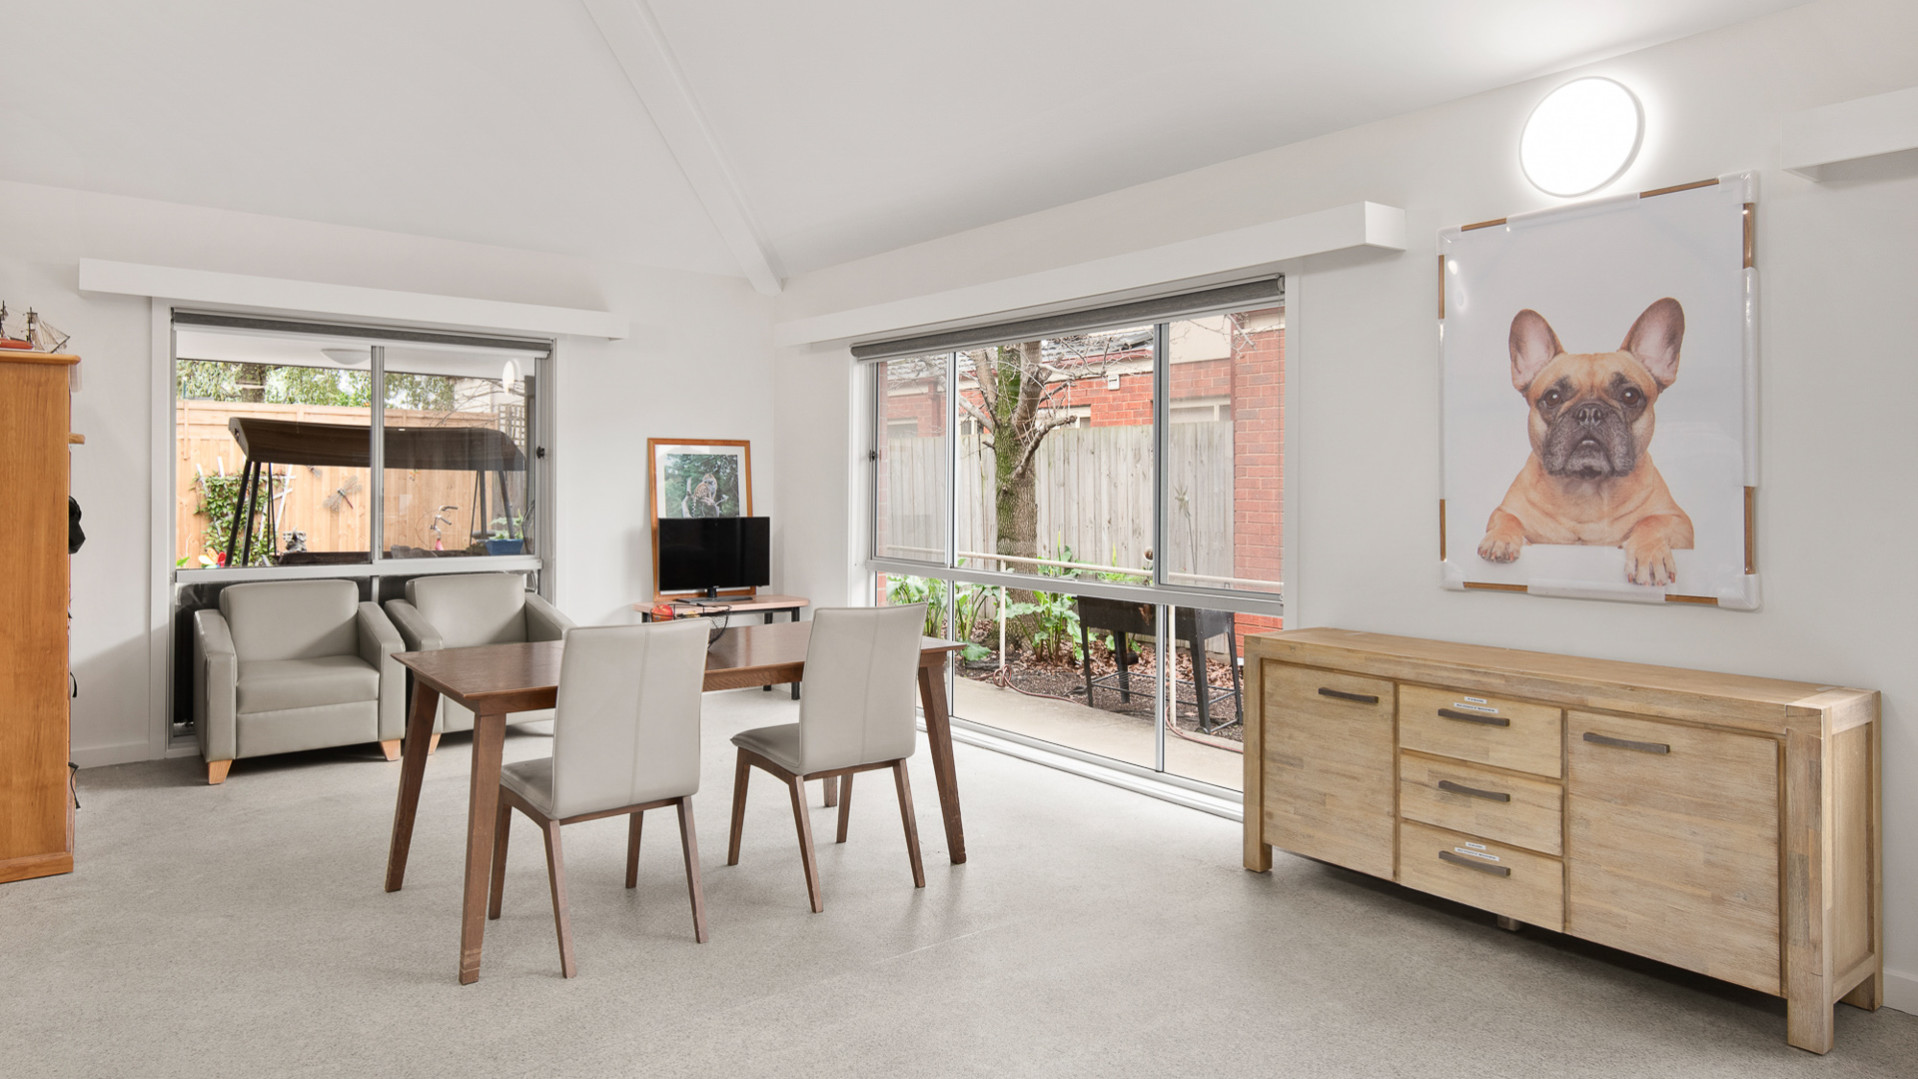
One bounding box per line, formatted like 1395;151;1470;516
657;516;770;598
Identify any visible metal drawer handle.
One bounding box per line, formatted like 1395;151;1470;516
1582;731;1670;755
1437;707;1510;728
1317;687;1379;705
1438;850;1511;877
1437;779;1511;803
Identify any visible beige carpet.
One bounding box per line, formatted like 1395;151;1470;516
1;686;1910;1078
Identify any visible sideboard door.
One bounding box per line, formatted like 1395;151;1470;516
1261;663;1396;879
1566;710;1781;994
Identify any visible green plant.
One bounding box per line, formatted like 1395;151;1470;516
488;513;524;540
884;574;948;638
194;471;280;567
1002;588;1081;664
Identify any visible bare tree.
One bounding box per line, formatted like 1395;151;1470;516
957;331;1143;568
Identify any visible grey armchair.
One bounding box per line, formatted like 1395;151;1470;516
383;573;576;741
194;579;407;785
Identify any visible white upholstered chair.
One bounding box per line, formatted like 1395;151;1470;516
487;619;711;978
193;579;407;785
384;573;575;747
726;604;927;913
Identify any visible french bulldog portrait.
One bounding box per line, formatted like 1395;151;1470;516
1476;297;1694;586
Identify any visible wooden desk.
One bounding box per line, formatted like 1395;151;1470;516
384;621;966;984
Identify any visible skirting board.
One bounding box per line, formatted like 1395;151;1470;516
1887;969;1918;1017
774;200;1404;347
70;740;169;769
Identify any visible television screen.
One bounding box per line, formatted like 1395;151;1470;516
658;516;770;595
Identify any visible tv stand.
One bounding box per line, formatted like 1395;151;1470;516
634;594;811;700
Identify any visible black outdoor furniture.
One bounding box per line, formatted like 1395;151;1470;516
1074;596;1243;733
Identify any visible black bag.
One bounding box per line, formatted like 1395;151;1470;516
69;496;85;554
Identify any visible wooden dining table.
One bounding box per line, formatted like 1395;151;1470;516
382;620;967;984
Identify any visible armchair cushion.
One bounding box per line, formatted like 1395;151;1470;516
219;579;359;662
235;656;379;715
405;574;529;648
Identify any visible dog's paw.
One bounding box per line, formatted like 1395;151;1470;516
1477;531;1523;563
1623;536;1677;586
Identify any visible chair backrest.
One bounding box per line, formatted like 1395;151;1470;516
218;579;359;662
798;605;927;773
549;620;710;819
405;573;528;648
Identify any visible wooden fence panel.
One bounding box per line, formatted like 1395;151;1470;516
174;401;507;563
883;422;1235;580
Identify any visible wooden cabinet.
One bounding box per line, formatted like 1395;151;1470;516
1243;628;1880;1055
0;352;79;884
1258;663;1395;879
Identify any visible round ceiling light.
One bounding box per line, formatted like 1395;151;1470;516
1519;77;1643;198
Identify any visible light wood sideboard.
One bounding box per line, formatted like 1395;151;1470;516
0;352;79;884
1242;628;1880;1054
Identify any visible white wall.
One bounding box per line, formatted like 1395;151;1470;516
770;0;1918;1012
0;178;774;767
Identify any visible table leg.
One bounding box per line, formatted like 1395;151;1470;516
917;656;965;864
791;609;802;700
385;681;441;892
458;711;507;984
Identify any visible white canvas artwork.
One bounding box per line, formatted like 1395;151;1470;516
1439;173;1758;609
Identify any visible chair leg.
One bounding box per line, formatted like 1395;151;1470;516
206;759;232;785
378;739;401;761
726;750;750;866
892;761;925;889
677;797;709;944
626;810;644;889
836;772;854;844
488;799;512;920
823;775;838;807
541;818;577;978
786;774;824;913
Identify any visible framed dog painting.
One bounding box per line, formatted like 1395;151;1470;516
1439;173;1758;609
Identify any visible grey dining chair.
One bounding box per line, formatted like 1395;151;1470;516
726;604;928;913
487;619;711;978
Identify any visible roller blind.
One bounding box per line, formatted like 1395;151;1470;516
849;277;1283;363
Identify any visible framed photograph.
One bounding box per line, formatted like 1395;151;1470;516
1439;173;1758;609
647;438;754;597
649;439;752;520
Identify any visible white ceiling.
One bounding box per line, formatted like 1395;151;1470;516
0;1;1803;285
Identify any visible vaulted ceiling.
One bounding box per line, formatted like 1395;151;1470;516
0;1;1804;290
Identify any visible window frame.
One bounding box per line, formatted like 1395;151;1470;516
864;302;1285;622
168;318;553;587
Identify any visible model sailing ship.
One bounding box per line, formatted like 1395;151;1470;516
0;302;71;352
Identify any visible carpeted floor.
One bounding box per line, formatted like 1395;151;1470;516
2;687;1911;1078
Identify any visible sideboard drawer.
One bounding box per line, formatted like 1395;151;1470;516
1398;684;1563;778
1566;711;1781;995
1398;753;1563;856
1397;819;1564;931
1260;663;1396;879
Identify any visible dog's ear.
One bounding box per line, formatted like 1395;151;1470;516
1621;297;1684;388
1509;309;1563;393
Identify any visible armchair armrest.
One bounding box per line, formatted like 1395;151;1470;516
358;602;408;741
193;609;239;763
382;598;442;652
524;593;574;643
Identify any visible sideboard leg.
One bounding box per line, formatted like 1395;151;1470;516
1786;997;1835;1055
1244;840;1271;873
1841;970;1882;1010
1496;915;1521;932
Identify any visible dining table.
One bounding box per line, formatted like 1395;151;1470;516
382;620;968;984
